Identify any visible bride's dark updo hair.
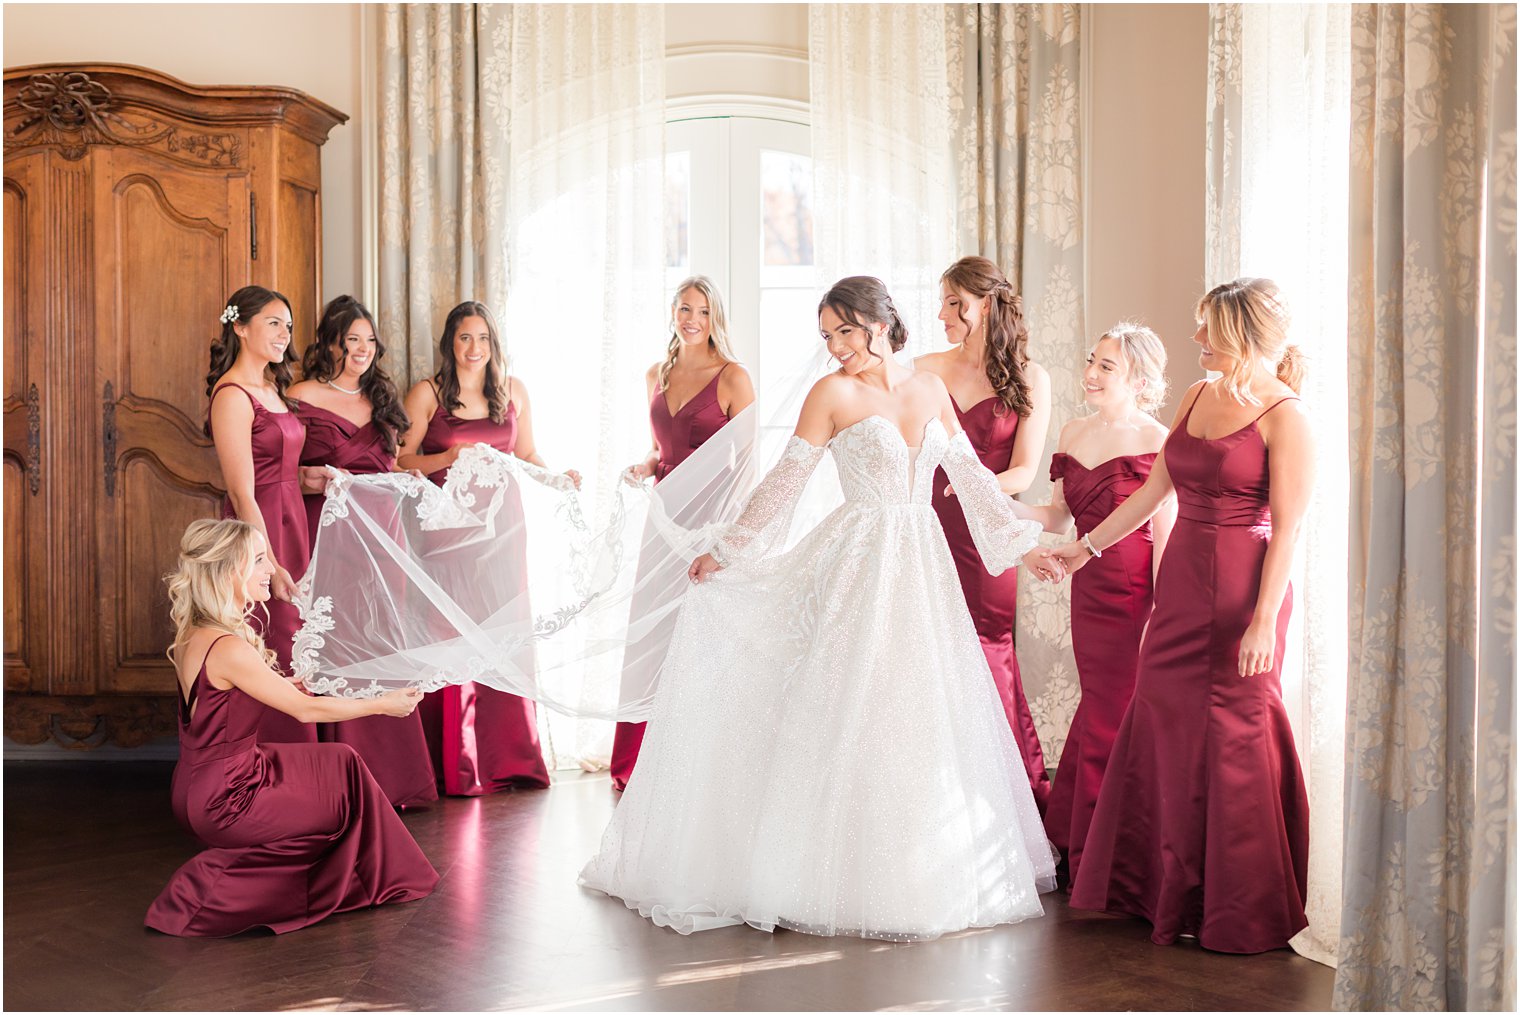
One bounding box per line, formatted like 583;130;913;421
818;276;908;362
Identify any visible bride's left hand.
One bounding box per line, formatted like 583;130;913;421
563;469;583;490
688;553;723;584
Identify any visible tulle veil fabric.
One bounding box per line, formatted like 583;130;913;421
291;349;847;722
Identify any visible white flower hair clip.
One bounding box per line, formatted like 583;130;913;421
219;304;240;325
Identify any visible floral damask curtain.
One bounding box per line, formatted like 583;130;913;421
1335;4;1516;1010
945;4;1085;766
378;3;512;384
375;3;665;767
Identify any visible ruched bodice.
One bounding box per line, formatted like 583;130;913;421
1168;411;1273;528
828;415;945;507
652;368;731;482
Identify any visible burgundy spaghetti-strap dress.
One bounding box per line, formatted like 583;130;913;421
610;366;732;790
1043;451;1156;882
1070;398;1309;953
208;383;315;745
930;397;1049;810
297;401;439;808
416;400;551;794
145;635;438;937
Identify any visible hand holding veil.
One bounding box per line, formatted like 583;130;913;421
292;348;846;722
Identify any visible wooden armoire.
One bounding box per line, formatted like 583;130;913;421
3;63;346;748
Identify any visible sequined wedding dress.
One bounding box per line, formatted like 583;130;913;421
579;414;1058;940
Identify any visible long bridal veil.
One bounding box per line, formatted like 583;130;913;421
292;348;844;722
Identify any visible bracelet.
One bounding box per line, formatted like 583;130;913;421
1080;532;1103;559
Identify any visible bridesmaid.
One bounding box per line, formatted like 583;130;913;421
915;256;1053;810
1041;278;1312;953
1012;323;1174;884
146;518;437;937
610;275;754;790
396;300;579;795
206;285;320;744
288;295;438;808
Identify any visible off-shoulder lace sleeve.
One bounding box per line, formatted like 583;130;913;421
711;436;826;566
941;430;1041;576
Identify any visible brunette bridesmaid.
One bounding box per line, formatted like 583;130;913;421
1012;323;1174;884
397;301;579;795
206;285;320;744
146;519;437;937
288;295;438;808
915;256;1053;810
1042;278;1312;953
610;275;755;791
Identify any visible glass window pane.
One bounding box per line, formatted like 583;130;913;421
666;151;690;269
758;285;819;387
760;150;814;267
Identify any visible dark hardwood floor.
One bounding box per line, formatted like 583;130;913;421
4;761;1334;1011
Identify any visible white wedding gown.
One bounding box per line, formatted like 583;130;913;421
578;414;1059;940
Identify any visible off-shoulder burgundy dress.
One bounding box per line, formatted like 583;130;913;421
930;397;1049;810
610;365;732;790
1043;451;1156;882
208;383;315;745
416;398;551;794
297;400;438;808
145;635;438;936
1069;397;1309;953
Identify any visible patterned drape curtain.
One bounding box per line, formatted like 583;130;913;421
807;3;958;351
376;3;666;767
944;4;1085;766
1336;4;1516;1009
1204;2;1353;969
378;3;512;384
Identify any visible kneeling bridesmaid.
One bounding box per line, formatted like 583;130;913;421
146;519;438;937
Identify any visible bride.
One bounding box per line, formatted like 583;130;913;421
578;276;1058;940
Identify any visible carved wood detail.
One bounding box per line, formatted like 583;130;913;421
3;694;177;749
25;382;39;494
5;71;243;167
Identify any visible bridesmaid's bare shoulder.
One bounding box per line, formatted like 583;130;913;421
405;378;439;402
717;360;754;400
1055;414;1090;451
912;349;953;375
178;627;257;687
286;379;329;407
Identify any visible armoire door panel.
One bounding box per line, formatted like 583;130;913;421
108;454;223;689
92;145;250;690
3;459;34;691
277;179;319;355
3;158;47;689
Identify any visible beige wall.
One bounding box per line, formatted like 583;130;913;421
3;2;363;303
1085;4;1209;416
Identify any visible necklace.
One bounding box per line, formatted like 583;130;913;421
325;379;362;396
1094;410;1137;429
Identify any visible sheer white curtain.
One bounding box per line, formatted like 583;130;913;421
808;4;958;354
1205;2;1352;967
497;5;666;767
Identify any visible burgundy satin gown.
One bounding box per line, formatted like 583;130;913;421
1070;398;1309;953
931;397;1050;809
610;366;731;790
208;383;315;745
416;399;551;794
1043;451;1156;883
145;634;438;936
297;401;439;808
